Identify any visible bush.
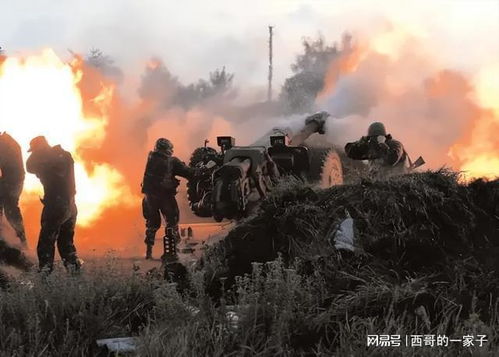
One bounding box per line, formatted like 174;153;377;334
1;170;498;355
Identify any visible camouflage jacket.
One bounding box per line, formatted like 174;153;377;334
141;151;195;196
26;145;76;203
345;134;407;175
0;132;25;187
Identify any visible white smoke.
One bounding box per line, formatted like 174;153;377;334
1;0;497;102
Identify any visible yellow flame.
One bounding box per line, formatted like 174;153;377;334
460;155;499;181
0;49;132;226
449;63;499;181
474;63;499;116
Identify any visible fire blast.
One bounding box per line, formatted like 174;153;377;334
0;49;133;227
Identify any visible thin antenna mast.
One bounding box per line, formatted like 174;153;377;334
267;25;273;102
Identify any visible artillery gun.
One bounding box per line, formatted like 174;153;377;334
262;111;343;187
187;112;344;221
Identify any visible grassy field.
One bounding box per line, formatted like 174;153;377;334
1;171;498;356
1;258;498;356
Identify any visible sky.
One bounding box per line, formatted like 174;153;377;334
0;0;498;248
1;0;498;101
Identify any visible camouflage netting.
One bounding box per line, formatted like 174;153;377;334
201;170;499;316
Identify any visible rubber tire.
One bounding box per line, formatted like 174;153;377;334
187;147;218;214
189;147;218;167
307;147;344;188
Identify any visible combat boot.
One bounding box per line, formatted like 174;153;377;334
161;229;178;263
166;225;181;245
64;257;83;275
145;244;153;260
144;230;156;260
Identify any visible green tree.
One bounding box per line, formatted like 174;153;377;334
138;57;180;107
176;67;234;108
85;48;124;83
280;34;352;114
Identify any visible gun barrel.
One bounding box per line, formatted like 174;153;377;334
289;111;330;146
252;111;330;147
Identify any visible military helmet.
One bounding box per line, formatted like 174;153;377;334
154;138;173;154
28;136;50;152
367;122;387;137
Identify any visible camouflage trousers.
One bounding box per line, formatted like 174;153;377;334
142;194;179;246
37;198;79;272
0;182;26;244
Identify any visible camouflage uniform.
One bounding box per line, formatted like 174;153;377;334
26;137;80;272
141;138;195;259
0;132;27;246
345;122;408;178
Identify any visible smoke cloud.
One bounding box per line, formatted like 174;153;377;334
318;28;498;172
1;0;498;256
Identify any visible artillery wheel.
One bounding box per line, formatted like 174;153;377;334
307;148;343;188
188;147;218;167
187;147;218;208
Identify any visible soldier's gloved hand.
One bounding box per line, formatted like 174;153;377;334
377;142;389;154
205;160;217;169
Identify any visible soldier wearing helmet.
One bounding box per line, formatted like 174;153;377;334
26;136;80;273
0;132;27;247
141;138;196;260
345;122;408;177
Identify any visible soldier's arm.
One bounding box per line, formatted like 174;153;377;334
26;154;41;175
344;137;370;160
382;140;404;166
172;157;196;179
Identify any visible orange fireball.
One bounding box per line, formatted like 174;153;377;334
0;49;134;227
449;64;499;181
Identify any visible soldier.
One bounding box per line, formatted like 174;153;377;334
141;138;196;260
26;136;80;273
0;132;27;247
345;122;408;178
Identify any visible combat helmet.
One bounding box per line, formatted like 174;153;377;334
367;122;387;137
154;138;173;155
28;136;50;152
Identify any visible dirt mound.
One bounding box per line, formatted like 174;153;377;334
202;170;499;301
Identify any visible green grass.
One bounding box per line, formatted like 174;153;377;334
1;257;498;356
1;170;498;356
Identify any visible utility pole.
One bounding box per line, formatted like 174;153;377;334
267;25;273;102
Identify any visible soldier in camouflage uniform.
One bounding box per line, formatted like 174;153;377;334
26;136;80;273
345;122;408;178
141;138;196;260
0;132;27;247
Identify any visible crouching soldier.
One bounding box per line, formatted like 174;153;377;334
0;132;27;247
345;122;408;178
26;136;80;273
141;138;196;261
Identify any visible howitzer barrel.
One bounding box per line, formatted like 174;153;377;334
252;111;330;147
289;111;329;146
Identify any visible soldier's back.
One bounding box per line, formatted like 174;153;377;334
0;133;25;184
